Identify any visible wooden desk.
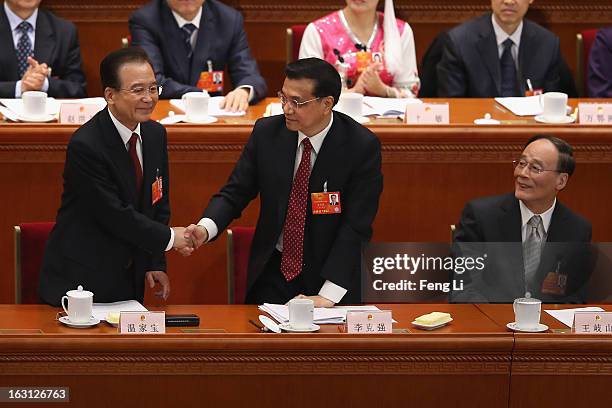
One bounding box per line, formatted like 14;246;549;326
0;304;512;408
479;304;612;408
1;99;611;304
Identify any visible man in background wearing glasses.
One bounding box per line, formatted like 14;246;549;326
453;135;592;303
185;58;383;306
39;47;194;307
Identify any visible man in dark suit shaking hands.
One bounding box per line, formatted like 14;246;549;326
185;58;383;306
39;47;193;306
0;0;86;98
437;0;571;97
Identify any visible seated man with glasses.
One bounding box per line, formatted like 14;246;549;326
183;57;383;306
39;47;194;307
452;135;592;303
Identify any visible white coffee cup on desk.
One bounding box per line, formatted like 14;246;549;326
22;91;47;118
182;91;210;122
61;285;93;323
513;297;541;330
288;298;314;329
336;92;363;118
540;92;568;121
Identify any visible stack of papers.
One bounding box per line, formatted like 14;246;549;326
259;303;382;325
494;96;543;116
362;96;422;117
544;306;605;327
170;96;245;117
91;300;148;321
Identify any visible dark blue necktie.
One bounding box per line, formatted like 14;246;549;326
181;23;197;60
500;38;519;97
16;21;33;78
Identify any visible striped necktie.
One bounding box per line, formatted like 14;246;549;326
16;21;33;78
181;23;197;60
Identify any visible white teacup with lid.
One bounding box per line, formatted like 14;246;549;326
61;285;93;323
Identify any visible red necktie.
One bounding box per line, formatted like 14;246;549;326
128;133;143;194
281;138;313;281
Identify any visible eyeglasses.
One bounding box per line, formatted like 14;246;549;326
118;84;163;97
277;92;320;110
513;159;560;175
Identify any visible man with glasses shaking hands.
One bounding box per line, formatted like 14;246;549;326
453;135;592;303
39;47;194;307
184;58;383;306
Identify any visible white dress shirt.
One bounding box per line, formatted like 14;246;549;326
491;14;523;70
519;198;556;242
108;108;175;251
199;113;348;303
4;3;49;97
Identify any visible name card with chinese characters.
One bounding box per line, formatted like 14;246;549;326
573;311;612;334
346;310;392;334
404;103;450;125
578;103;612;125
120;311;166;334
59;103;103;125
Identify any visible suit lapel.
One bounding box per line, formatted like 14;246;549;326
189;4;214;85
476;16;501;95
499;195;525;289
100;108;140;206
276;124;299;231
161;3;191;84
309;114;346;195
33;9;54;67
0;8;19;80
534;202;569;282
140;123;158;212
517;22;536;96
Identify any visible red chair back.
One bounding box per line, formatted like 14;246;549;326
287;25;307;64
227;227;255;304
15;222;55;304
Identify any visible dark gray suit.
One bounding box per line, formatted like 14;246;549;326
437;13;570;97
453;193;592;303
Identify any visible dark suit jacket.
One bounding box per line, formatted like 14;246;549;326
129;0;267;101
588;27;612;97
437;13;572;97
39;108;171;306
0;7;86;98
453;193;593;303
203;112;383;304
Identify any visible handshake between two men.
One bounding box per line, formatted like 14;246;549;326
170;224;209;256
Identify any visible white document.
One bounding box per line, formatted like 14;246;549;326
264;102;283;117
494;95;543;116
544;306;605;328
170;96;246;117
92;300;148;321
362;96;422;117
259;303;381;324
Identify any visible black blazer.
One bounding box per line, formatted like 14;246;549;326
129;0;267;101
437;13;572;97
453;193;593;303
203;112;383;304
39;108;171;306
0;7;86;98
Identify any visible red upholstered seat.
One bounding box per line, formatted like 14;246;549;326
286;24;307;64
577;28;599;96
226;227;255;304
14;222;55;304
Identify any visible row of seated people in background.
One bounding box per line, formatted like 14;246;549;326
1;0;612;105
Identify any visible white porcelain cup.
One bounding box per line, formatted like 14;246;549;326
61;285;93;323
513;297;541;330
288;298;314;329
22;91;47;118
540;92;568;120
336;92;363;118
182;91;210;122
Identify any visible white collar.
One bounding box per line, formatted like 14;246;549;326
297;114;333;155
171;6;202;30
491;13;523;48
519;198;556;235
4;2;38;33
107;108;142;147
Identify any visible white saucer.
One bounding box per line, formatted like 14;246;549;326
59;316;100;328
506;322;549;333
18;113;56;123
183;116;218;124
411;318;453;330
279;323;320;332
534;115;575;124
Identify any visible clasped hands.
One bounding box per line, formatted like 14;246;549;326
348;62;388;97
21;57;50;93
171;224;209;256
